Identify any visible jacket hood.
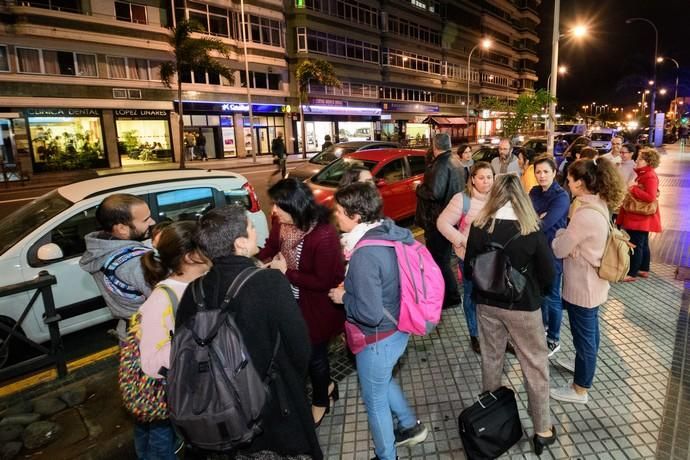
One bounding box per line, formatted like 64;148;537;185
79;231;151;273
362;218;415;245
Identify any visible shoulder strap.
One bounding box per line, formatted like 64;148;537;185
353;239;396;251
462;192;471;217
100;246;149;298
157;284;179;315
502;231;522;249
219;266;263;311
578;204;613;231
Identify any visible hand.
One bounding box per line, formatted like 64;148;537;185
329;287;345;304
269;253;287;274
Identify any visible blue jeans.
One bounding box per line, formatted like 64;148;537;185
356;331;417;460
134;420;177;460
459;261;478;337
565;301;600;389
541;268;563;343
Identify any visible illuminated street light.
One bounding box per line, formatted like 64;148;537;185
571;25;588;38
467;38;492;123
659;88;667;95
648;80;655;86
657;56;681;117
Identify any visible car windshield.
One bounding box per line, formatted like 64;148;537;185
0;191;73;256
591;133;612;141
312;158;378;186
310;146;357;165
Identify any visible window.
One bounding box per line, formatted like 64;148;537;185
0;45;9;72
43;50;76;75
17;48;41;73
107;56;155;80
240;71;281;90
187;2;235;38
242;14;283;47
155;188;215;221
76;54;97;76
383;48;442;75
22;0;81;13
107;56;128;79
115;1;147;24
298;29;378;64
407;155;426;176
376;159;405;183
47;206;99;260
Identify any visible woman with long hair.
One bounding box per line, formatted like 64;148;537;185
551;159;625;405
457;143;473;182
529;155;570;357
136;221;209;459
517;147;539;192
437;161;494;353
258;178;345;427
463;174;556;456
616;148;662;281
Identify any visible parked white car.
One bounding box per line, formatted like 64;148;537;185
0;169;268;366
589;128;616;154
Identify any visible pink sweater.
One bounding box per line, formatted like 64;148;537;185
436;189;489;259
138;278;188;378
552;194;610;308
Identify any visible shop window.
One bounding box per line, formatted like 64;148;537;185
376;159;405;183
115;1;147;24
116;119;171;162
16;48;41;74
49;206;99;260
29;116;105;168
0;45;8;72
155;188;215;221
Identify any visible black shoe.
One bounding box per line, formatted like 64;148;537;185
394;420;429;447
533;425;557;456
470;336;481;354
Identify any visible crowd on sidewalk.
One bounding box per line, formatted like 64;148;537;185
75;132;663;460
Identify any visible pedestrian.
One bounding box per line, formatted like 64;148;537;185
436;161;494;353
618;143;637;186
195;131;207;161
679;124;688;152
258;178;345;427
339;164;374;187
322;134;333;150
457;143;474;183
551;158;625;404
415;132;465;309
271;132;287;179
136;221;210;459
184;131;196;161
517;147;538;192
79;194;155;457
176;205;322;459
529;155;570;357
599;135;623;165
616;148;662;281
490;139;520;176
329;183;429;460
463;174;556;456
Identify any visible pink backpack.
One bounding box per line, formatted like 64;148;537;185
354;239;444;335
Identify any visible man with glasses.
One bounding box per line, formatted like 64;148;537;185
599;135;624;165
618;143;637;185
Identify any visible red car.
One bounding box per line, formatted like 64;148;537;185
306;149;427;221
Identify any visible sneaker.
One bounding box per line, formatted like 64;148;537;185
395;420;428;447
550;385;588;404
547;340;560;358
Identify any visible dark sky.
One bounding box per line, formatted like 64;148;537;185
536;0;690;114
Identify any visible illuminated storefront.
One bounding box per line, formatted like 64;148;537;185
114;109;172;164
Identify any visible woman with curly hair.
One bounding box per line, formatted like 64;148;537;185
551;159;625;405
616;148;662;281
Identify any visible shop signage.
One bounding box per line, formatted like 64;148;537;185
25;108;100;117
309;98;345;106
114;109;169;118
381;103;439;113
222;103;250;112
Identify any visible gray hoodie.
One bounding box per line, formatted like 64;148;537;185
343;219;415;336
79;231;152;320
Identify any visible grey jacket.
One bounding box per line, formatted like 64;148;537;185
343;220;415;336
79;231;152;320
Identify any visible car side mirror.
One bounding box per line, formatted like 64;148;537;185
37;243;64;262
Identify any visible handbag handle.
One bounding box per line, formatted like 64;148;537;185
477;391;498;408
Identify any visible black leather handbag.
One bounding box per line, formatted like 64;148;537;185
458;386;523;459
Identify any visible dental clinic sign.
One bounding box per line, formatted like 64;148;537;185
25;108;100;117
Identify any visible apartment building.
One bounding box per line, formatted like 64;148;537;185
0;0;539;173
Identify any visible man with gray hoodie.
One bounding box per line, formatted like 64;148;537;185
79;193;155;339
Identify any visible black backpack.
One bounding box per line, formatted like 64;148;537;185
470;231;527;304
167;267;281;451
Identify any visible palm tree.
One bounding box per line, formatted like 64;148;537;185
160;20;233;169
295;59;340;158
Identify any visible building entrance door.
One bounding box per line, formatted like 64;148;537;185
0;119;16;163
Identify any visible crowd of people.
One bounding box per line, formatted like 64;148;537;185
78;131;663;459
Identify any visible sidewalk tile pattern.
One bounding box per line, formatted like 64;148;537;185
321;263;683;459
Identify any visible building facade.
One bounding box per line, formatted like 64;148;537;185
0;0;539;173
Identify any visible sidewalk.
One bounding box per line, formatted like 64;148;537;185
0;148;688;459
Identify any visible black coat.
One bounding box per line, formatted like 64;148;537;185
176;255;322;459
415;150;465;231
463;219;555;311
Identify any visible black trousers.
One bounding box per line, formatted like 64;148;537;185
425;228;461;307
309;341;331;407
627;229;650;276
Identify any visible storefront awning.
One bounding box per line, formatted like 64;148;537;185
423;116;468;126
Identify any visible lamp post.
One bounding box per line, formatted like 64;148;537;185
240;0;256;162
626;17;658;144
658;56;680;118
546;65;567;96
466;38;492;133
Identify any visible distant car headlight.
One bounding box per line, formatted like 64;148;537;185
490;138;501;145
478;138;486;144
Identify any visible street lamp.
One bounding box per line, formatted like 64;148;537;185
239;0;256;162
466;38;492;128
658;56;680;117
626;17;658;144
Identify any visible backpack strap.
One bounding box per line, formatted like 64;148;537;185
352;239;401;327
157;284;179;315
578;204;613;231
100;246;149;300
462;192;471;217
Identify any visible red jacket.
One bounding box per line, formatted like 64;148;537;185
616;165;662;233
258;220;345;344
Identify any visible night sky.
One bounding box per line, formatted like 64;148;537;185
536;0;690;114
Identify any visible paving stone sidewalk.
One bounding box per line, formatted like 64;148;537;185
319;262;684;460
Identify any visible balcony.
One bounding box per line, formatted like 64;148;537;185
15;0;82;14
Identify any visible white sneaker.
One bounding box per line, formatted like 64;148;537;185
550;385;588;404
547;340;561;357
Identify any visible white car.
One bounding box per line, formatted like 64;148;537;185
0;169;268;366
589;128;616;154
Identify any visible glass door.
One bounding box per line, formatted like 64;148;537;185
0;119;15;163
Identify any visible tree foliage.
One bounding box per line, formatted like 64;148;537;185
481;89;555;137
